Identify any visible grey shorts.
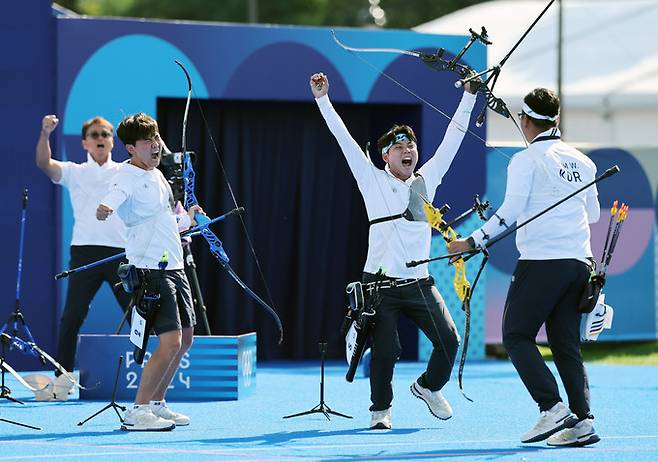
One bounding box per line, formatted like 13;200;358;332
142;269;196;335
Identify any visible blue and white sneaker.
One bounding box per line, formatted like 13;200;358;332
150;400;190;426
547;418;600;447
370;408;392;430
521;402;578;443
410;381;453;420
121;405;175;431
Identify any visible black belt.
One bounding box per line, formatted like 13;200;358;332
369;213;404;226
363;277;429;291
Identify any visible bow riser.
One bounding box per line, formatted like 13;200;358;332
421;201;471;303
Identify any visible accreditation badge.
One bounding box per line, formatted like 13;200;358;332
129;306;147;348
345;323;358;365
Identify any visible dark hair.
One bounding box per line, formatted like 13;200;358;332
377;125;417;155
81;116;113;139
523;88;560;130
116;113;159;147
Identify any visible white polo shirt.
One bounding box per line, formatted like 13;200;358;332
55;153;127;248
470;128;600;260
316;92;476;278
100;162;184;270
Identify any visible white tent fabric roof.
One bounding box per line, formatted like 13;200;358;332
415;0;658;146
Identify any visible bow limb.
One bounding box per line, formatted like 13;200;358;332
195;213;284;343
331;29;503;119
456;252;488;402
174;60;193;166
0;357;48;392
457;297;473;401
219;261;284;344
331;29;424;58
199;226;283;343
186;165;284;343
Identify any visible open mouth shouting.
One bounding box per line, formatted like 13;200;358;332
401;155;413;167
151;149;161;161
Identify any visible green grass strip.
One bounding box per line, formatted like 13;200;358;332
538;341;658;366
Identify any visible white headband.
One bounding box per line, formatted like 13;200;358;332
522;102;559;122
382;133;412;154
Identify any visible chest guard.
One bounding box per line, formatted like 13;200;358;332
369;174;432;226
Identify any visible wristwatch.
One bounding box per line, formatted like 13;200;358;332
466;236;476;249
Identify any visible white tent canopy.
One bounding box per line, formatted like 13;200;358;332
415;0;658;147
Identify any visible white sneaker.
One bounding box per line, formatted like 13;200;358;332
410;382;453;420
521;402;578;443
547;418;600;447
150;400;190;426
370;408;392;430
121;406;176;431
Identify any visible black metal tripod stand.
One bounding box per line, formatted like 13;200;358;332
0;395;41;431
0;189;47;366
0;411;40;430
183;244;211;335
77;355;126;426
0;334;23;405
0;334;41;430
283;342;352;420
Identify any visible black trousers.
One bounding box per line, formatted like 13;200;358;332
364;273;460;412
56;245;132;373
502;259;592;419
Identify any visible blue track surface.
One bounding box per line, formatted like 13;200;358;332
1;360;656;461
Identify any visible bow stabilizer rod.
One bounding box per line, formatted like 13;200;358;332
408;165;620;267
55;208;243;279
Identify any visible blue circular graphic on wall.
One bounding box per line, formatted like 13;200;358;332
63;34;209;136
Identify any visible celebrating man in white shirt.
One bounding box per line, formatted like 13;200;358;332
449;88;601;447
97;112;202;431
310;72;478;430
36;115;131;377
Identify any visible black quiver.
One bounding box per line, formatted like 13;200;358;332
344;282;380;382
577;272;606;313
132;268;166;365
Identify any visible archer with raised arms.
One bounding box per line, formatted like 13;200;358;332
310;71;478;430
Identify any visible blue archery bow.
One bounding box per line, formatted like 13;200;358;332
174;60;283;344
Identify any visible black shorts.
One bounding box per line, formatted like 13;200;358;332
142;269;196;335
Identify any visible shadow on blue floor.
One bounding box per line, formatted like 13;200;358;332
0;360;657;462
321;445;553;461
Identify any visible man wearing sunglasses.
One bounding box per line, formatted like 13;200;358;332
36;114;131;382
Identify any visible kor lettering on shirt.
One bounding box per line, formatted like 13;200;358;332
559;161;582;183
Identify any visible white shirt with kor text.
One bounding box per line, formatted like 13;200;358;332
470;128;600;260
